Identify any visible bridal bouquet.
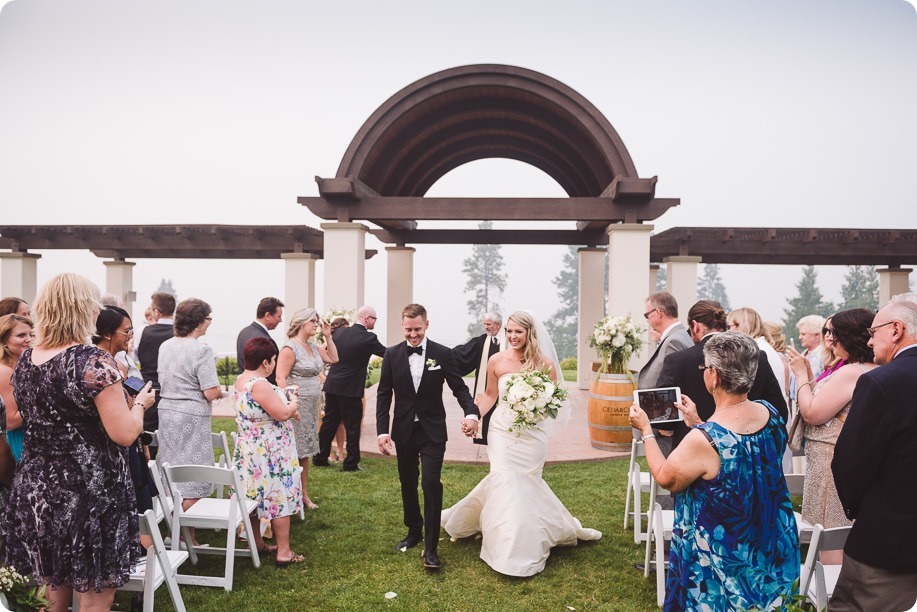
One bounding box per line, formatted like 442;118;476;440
502;369;567;434
588;314;645;375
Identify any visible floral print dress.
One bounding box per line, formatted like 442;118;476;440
665;400;799;611
233;377;302;519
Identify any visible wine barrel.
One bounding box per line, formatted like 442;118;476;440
586;373;636;451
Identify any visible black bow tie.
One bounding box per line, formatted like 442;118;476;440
407;345;423;356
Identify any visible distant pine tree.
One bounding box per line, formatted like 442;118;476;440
545;246;578;360
782;266;834;341
156;279;177;297
697;264;730;310
839;265;878;311
463;221;507;339
655;264;666;291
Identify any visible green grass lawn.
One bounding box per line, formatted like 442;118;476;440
125;418;657;611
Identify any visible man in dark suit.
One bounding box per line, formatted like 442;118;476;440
377;304;480;570
236;297;284;385
451;311;502;443
830;301;917;610
313;305;386;471
136;292;176;437
655;300;788;448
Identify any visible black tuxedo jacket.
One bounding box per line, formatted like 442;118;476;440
833;346;917;572
655;335;788;446
376;340;479;446
451;333;501;393
236;322;279;383
323;324;386;398
137;323;174;390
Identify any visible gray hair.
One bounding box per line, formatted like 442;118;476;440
703;331;760;394
892;292;917;305
879;301;917;340
287;307;318;338
796;314;826;334
484;311;502;324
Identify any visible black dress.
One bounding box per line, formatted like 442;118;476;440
2;345;141;592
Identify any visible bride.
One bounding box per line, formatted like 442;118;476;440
441;311;601;577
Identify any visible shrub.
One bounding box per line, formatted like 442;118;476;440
559;357;577;371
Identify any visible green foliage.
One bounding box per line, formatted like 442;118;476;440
697;264;731;310
0;565;46;611
782;266;835;342
366;355;382;388
839;265;878;311
546;246;579;360
216;355;238;387
559;356;577;371
462;221;507;339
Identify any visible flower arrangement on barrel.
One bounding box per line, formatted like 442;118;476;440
588;314;645;376
503;369;568;434
314;306;354;344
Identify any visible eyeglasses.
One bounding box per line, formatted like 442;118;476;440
114;328;134;336
867;321;895;337
643;308;657;320
822;327;835;338
697;364;715;371
367;316;378;320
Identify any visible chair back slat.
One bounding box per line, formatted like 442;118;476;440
162;463;237;488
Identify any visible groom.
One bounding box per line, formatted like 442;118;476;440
376;303;480;570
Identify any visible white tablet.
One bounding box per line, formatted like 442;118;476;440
633;387;683;424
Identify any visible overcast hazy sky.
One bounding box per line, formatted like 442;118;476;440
1;0;915;352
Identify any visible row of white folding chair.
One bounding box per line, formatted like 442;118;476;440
119;509;189;611
799;523;851;610
624;439;652;540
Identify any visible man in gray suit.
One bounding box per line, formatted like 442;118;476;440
236;297;284;384
637;292;692;458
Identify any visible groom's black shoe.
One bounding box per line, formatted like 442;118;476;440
396;532;422;552
422;550;442;570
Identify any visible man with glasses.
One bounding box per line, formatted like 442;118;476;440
235;296;284;384
313;305;386;471
831;301;917;610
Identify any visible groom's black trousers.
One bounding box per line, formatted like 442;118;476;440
396;422;446;553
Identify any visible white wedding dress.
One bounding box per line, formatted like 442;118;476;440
441;374;602;577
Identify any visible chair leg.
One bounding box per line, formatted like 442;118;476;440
624;464;633;530
654;511;665;607
223;516;236;591
633;470;643;544
240;507;261;569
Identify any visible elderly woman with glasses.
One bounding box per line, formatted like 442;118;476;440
630;332;799;610
275;308;338;510
787;308;876;565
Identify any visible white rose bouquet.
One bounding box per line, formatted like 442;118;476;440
588;314;645;374
502;368;567;434
314;306;355;344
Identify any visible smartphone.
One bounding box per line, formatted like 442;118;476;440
123;376;146;396
633;387;683;424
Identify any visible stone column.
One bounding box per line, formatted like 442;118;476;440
878;266;912;303
0;252;41;303
103;259;136;319
606;223;654;371
649;263;661;295
281;253;317;317
664;256;702;320
577;247;605;389
320;222;368;313
385;246;414;345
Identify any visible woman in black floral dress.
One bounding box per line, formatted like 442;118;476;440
1;273;154;612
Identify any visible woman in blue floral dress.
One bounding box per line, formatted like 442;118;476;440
233;337;304;567
630;332;799;611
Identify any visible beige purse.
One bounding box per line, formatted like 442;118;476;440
787;409;805;452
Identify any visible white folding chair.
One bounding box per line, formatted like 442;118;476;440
799;523;851;610
148;458;174;533
212;431;232;498
624;439;651;535
118;509;190;612
645;501;672;607
638;475;671;546
785;474;814;544
161;463;261;591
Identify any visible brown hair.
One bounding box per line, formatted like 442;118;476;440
647;292;679;318
150;292;176;317
256;297;284;319
173;298;212;337
0;297;27;317
687;300;727;332
402;303;427;321
243;337;279;370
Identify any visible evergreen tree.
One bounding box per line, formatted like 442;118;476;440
697;264;731;309
655;264;666;291
463;221;507;338
782;265;835;340
545;246;579;359
839;265;878;311
156;278;177;297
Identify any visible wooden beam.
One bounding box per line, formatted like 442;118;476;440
369;229;608;246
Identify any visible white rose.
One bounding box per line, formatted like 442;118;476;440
612;334;625;347
543;382;555;397
534;392;550;408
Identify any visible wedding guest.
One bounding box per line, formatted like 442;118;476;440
0;315;33;462
831;301;917;610
795;314;827;377
234;337;304;567
156;298;222;527
1;273;154;612
787;308;875;566
236;297;284;385
137;292;176;438
0;298;30;318
764;321;791;397
325;318;349;462
817;314;844;382
727;307;787;398
630;332;798;610
275;308;338;510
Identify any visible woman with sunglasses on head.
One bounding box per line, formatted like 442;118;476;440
787;308;876;565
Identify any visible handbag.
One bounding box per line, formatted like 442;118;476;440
787;409;805;452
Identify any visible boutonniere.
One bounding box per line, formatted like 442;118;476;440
426;358;441;370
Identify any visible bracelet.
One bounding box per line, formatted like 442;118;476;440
641;433;656;442
133;402;146;411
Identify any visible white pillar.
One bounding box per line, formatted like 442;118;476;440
282;253;317;317
0;252;41;303
577;247;605;389
385;246;414;346
606;223;654;372
878;267;912;303
320;222;368;313
103;259;136;319
649;263;661;295
664;256;702;322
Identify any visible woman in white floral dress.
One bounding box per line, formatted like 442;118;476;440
233;337;304;566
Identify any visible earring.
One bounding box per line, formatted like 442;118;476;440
712;385;717;394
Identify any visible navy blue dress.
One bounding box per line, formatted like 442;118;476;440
665;401;799;611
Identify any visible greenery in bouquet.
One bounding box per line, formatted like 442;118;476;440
0;566;46;611
588;314;645;375
314;306;355;344
502;369;568;434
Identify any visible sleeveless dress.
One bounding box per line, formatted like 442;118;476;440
665;401;799;611
441;374;601;577
2;345;141;592
233;378;302;519
284;339;323;459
